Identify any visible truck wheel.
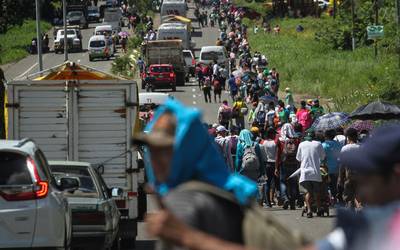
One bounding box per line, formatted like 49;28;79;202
141;81;145;90
172;86;176;92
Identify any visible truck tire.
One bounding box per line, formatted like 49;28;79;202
141;80;145;90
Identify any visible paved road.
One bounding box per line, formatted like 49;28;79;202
3;21;123;81
2;2;335;249
135;4;335;250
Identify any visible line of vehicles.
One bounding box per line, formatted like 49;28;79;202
1;62;144;249
140;0;229;92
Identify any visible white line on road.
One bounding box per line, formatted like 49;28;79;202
15;62;38;79
192;94;196;98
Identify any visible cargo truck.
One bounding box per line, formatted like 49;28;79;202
6;62;143;247
142;39;187;86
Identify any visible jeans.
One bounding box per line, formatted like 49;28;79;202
264;164;279;205
280;164;299;204
235;116;245;130
203;87;211;103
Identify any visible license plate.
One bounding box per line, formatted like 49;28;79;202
157;75;163;78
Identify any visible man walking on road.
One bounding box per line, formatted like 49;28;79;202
217;100;232;130
296;131;325;218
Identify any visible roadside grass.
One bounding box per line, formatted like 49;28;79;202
246;17;399;112
0;20;52;65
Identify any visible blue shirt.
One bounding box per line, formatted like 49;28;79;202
228;77;237;92
322;140;342;174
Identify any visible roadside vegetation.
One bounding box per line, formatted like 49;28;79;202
0;20;52;64
236;1;399;112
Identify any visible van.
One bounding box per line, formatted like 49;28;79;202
157;22;194;50
160;0;188;17
88;35;114;61
199;46;229;71
94;25;113;36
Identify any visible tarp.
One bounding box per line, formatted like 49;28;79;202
32;61;125;80
162;15;191;24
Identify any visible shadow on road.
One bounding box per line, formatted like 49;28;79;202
192;31;203;37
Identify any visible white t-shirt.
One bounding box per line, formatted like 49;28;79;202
213;64;219;76
340;143;360;153
260;139;276;164
296;140;325;183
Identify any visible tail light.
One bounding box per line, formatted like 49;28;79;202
0;158;48;201
192;58;196;66
169;72;175;78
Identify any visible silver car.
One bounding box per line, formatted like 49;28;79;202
49;161;121;249
0;139;74;249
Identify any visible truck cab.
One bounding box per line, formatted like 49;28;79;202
53;28;83;53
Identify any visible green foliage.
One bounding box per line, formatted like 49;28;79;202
0;0;56;34
111;55;132;77
315;0;397;51
128;36;143;50
0;20;52;64
247;17;399;112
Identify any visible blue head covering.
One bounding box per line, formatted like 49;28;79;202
144;99;257;205
239;129;254;148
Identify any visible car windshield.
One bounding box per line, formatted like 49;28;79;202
183;52;192;58
88;9;98;14
90;40;105;47
51;165;99;198
151;66;172;73
201;51;224;60
60;30;76;35
104;12;120;22
67;11;83;17
0;152;32;185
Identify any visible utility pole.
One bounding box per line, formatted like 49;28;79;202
351;0;356;51
396;0;400;68
374;0;379;58
35;0;43;71
63;0;68;61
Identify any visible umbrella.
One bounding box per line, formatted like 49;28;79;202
349;120;374;132
232;69;243;78
311;112;349;131
349;100;400;120
118;31;129;37
259;95;278;105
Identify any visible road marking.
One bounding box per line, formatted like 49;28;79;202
192;94;196;98
16;62;38;79
193;101;197;105
192;88;196;92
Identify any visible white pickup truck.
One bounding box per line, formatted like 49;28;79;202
53;28;83;53
6;62;144;247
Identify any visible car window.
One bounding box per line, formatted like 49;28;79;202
50;165;100;198
93;170;110;199
104;12;120;22
90;40;106;47
151;66;172;73
201;51;224;60
183;52;192;58
0;152;32;185
60;30;75;36
34;149;51;181
67;11;83;17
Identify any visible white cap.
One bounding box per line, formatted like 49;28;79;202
212;123;219;129
216;125;228;133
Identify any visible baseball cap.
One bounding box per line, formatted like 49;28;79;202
340;125;400;174
250;127;260;134
216;125;228;133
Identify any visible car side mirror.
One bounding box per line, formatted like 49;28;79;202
109;187;123;197
59;177;79;192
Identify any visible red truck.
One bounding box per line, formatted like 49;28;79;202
141;64;176;92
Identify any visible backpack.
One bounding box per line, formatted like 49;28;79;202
176;181;308;250
220;107;232;122
281;138;299;166
255;105;267;125
213;78;222;90
266;111;276;127
240;144;260;181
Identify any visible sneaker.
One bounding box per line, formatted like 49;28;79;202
307;212;313;218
